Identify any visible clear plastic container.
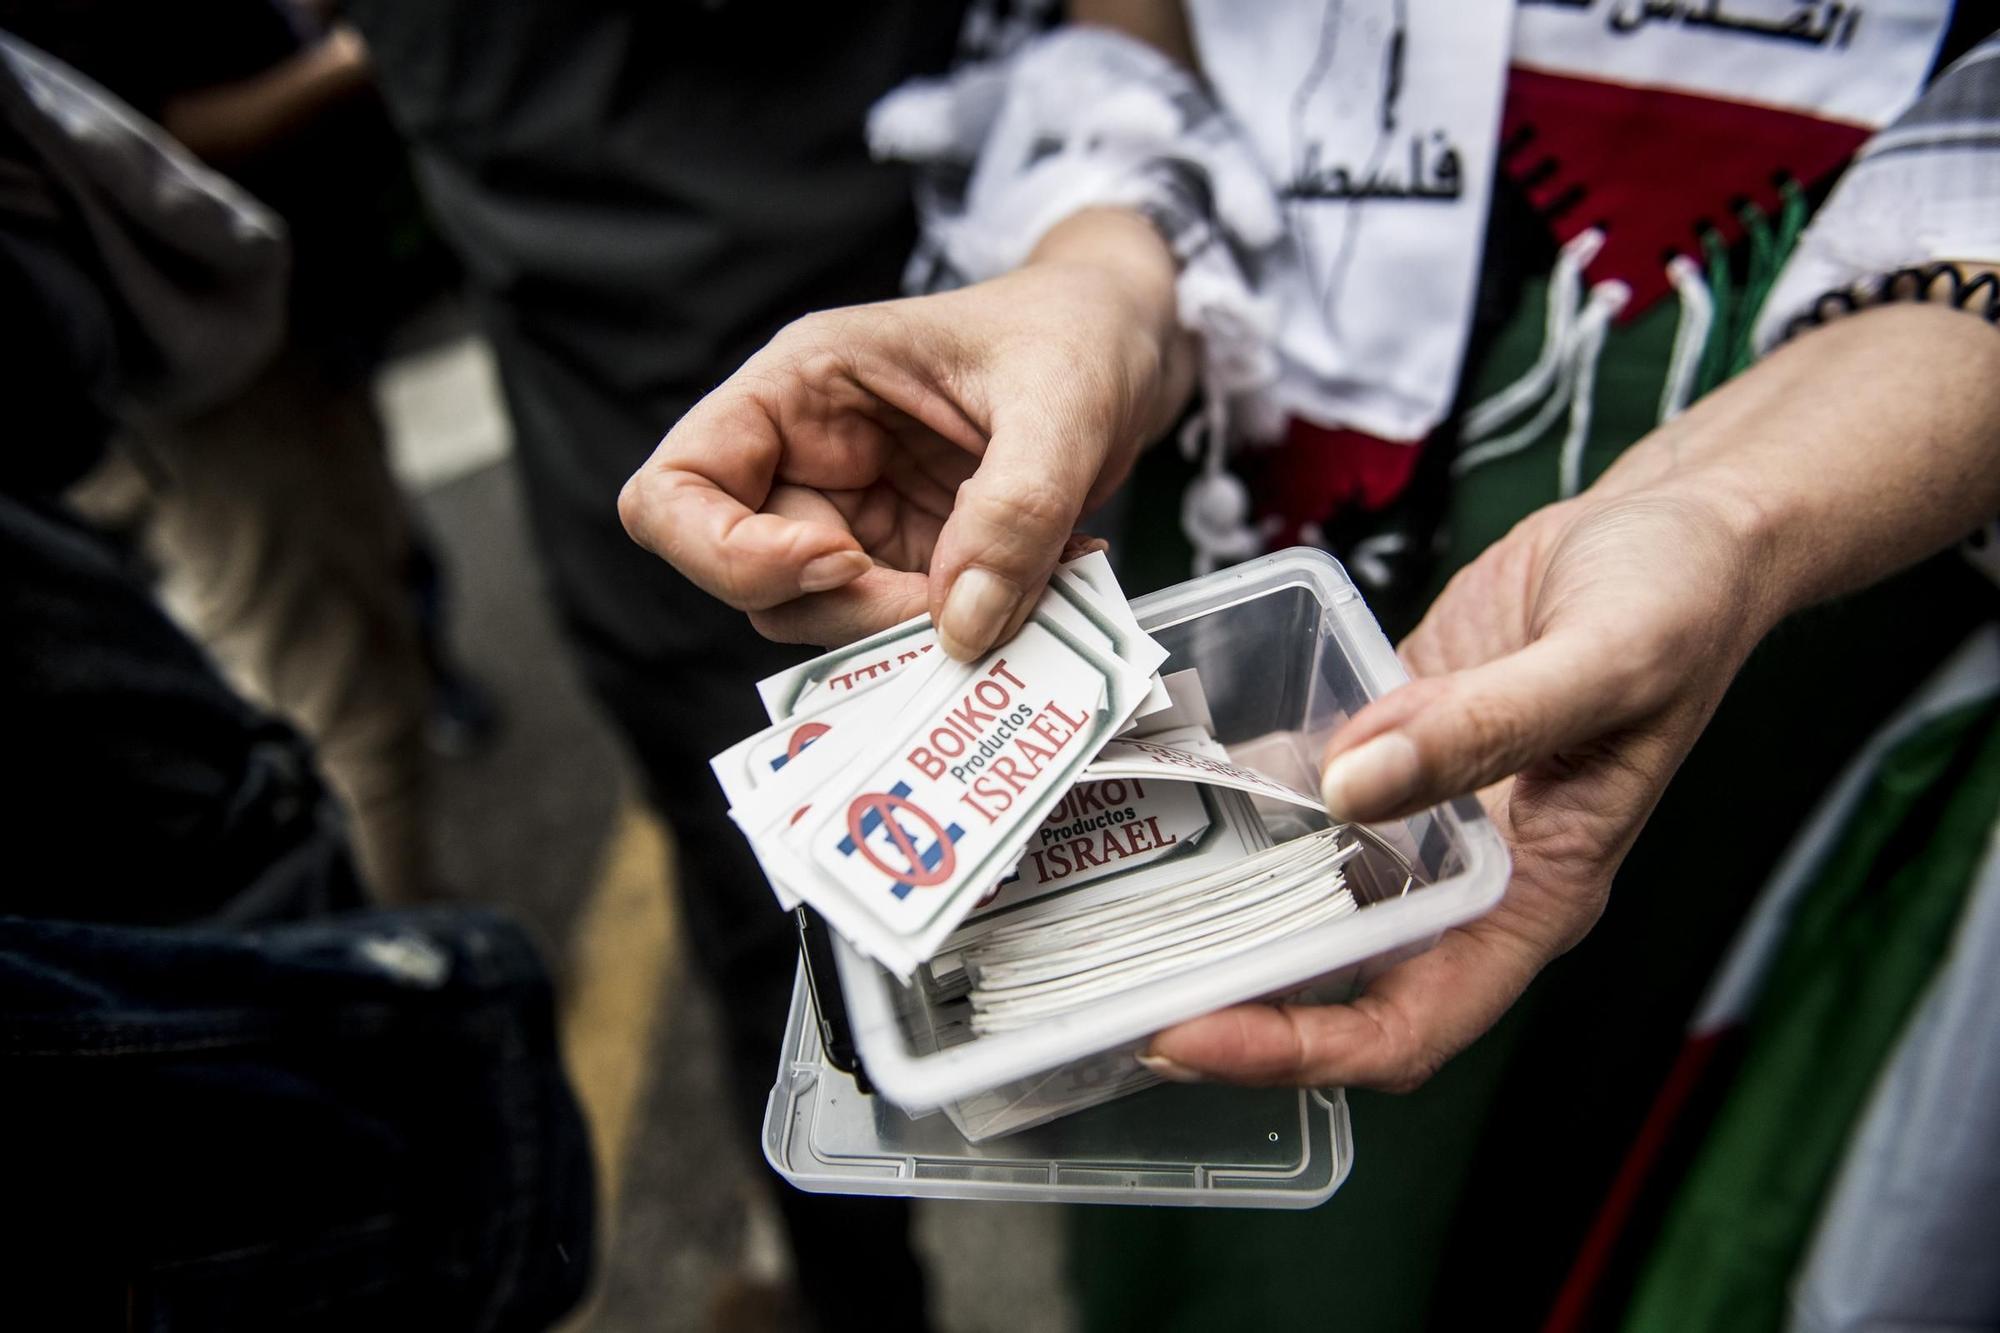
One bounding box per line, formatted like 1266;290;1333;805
765;971;1355;1207
763;547;1510;1204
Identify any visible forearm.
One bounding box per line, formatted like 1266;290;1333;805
1593;295;2000;633
162;26;371;165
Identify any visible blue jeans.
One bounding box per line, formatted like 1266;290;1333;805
1;906;594;1331
0;491;592;1330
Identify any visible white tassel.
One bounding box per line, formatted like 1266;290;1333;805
1348;532;1410;591
1658;254;1713;423
1179;374;1265;575
1452;343;1584;477
1461;228;1604;444
1454;233;1626;496
1557;281;1629;498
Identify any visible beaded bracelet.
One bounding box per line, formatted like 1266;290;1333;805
1779;261;2000;345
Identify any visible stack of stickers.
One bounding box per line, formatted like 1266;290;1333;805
959;827;1362;1034
711;553;1367;1022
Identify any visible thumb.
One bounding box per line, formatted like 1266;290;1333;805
1318;631;1656;823
1143;916;1549;1090
927;411;1107;660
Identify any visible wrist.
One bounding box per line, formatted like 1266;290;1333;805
1025;207;1196;438
1027;208;1181;337
1649;465;1796;651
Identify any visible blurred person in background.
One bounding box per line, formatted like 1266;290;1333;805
623;4;2000;1329
1;0;486;904
0;28;589;1327
342;2;976;1326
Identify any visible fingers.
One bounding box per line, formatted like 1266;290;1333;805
752;535;1106;648
1142;916;1547;1091
619;381;872;610
1318;630;1659;823
926;411;1106;660
1061;533;1111;561
749;566;930;648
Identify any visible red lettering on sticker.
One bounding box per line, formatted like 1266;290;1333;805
1013;736;1058;776
990;756;1033;794
973;774;1016;814
1045;700;1090;732
944;688;992;732
1026;712;1067;749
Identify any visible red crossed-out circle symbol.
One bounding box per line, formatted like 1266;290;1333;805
846;792;954;888
785;722;830;759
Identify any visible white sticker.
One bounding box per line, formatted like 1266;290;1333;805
1123;669;1216;740
968;776;1212;921
1082;735;1328;812
721;554;1176;973
754;614;939;723
754;552;1167;723
790;621;1126;938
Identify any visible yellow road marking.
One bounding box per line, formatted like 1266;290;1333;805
557;801;679;1327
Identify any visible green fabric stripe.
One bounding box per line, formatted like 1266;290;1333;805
1696;227;1736;400
1730;202;1777;379
1620;697;2000;1333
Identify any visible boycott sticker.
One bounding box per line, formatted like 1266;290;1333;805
796;618;1122;937
754;614;938;720
970;778;1211;920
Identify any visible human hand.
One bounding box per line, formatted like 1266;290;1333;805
1144;487;1777;1089
1146;298;2000;1092
619;208;1192;658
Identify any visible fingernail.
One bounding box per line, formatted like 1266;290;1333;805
1136;1052;1204;1083
1319;732;1421;821
799;550;870;594
937;567;1020;660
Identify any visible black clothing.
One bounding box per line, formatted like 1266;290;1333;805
2;81;592;1328
348;3;963;1325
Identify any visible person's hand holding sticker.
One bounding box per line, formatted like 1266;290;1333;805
1144;488;1765;1088
620;208;1191;659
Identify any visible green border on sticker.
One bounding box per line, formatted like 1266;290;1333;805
773;615;934;719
